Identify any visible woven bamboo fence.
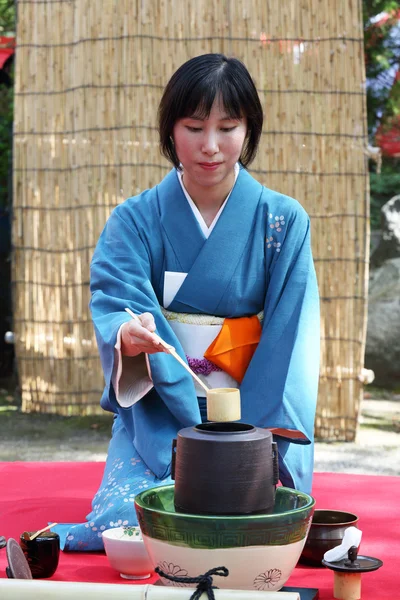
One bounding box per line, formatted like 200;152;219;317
12;0;369;440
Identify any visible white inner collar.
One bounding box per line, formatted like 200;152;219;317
177;163;240;238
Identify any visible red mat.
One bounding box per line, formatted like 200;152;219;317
0;463;398;598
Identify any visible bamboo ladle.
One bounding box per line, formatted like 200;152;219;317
124;308;210;395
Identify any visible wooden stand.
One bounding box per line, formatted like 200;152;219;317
333;572;361;600
323;548;383;600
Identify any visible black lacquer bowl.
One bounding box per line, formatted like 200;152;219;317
299;509;359;567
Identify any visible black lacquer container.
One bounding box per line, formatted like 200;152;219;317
19;531;60;578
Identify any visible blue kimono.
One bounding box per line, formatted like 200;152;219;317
54;167;320;551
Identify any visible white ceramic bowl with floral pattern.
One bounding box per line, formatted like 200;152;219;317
102;526;153;579
135;485;315;591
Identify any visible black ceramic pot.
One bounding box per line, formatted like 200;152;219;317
171;422;279;515
299;509;359;567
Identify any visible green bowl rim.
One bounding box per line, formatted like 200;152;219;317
134;484;315;521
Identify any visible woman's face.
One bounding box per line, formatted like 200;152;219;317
172;97;247;194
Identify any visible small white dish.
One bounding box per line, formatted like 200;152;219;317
102;526;153;580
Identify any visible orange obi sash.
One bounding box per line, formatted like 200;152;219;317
204;315;262;383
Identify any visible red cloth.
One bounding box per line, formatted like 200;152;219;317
0;463;398;598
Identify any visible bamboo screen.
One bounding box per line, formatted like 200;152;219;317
13;0;369;440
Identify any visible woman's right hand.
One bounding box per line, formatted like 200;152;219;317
120;312;164;356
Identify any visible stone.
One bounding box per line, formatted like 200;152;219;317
365;257;400;388
371;195;400;268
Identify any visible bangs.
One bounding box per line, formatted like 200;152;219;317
180;74;244;121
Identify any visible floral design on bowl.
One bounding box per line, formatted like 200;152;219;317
122;525;142;538
157;561;189;587
254;568;282;590
135;484;315;591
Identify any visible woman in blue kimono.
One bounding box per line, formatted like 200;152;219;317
55;53;319;551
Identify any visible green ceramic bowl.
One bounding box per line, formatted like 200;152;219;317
135;485;315;591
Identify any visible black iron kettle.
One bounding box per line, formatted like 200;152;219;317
171;421;279;515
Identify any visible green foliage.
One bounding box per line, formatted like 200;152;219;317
363;0;400;136
363;1;400;226
0;0;15;35
370;161;400;228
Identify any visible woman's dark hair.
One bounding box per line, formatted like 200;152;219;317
158;54;263;168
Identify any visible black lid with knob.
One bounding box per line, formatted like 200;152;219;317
322;545;383;574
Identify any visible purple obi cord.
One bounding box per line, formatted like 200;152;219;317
186;356;222;376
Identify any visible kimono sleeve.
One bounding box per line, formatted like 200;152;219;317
240;202;320;443
89;202;201;453
89;205;159;408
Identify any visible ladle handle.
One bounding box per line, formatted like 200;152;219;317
167;347;210;394
124;308;210;394
30;523;58;541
